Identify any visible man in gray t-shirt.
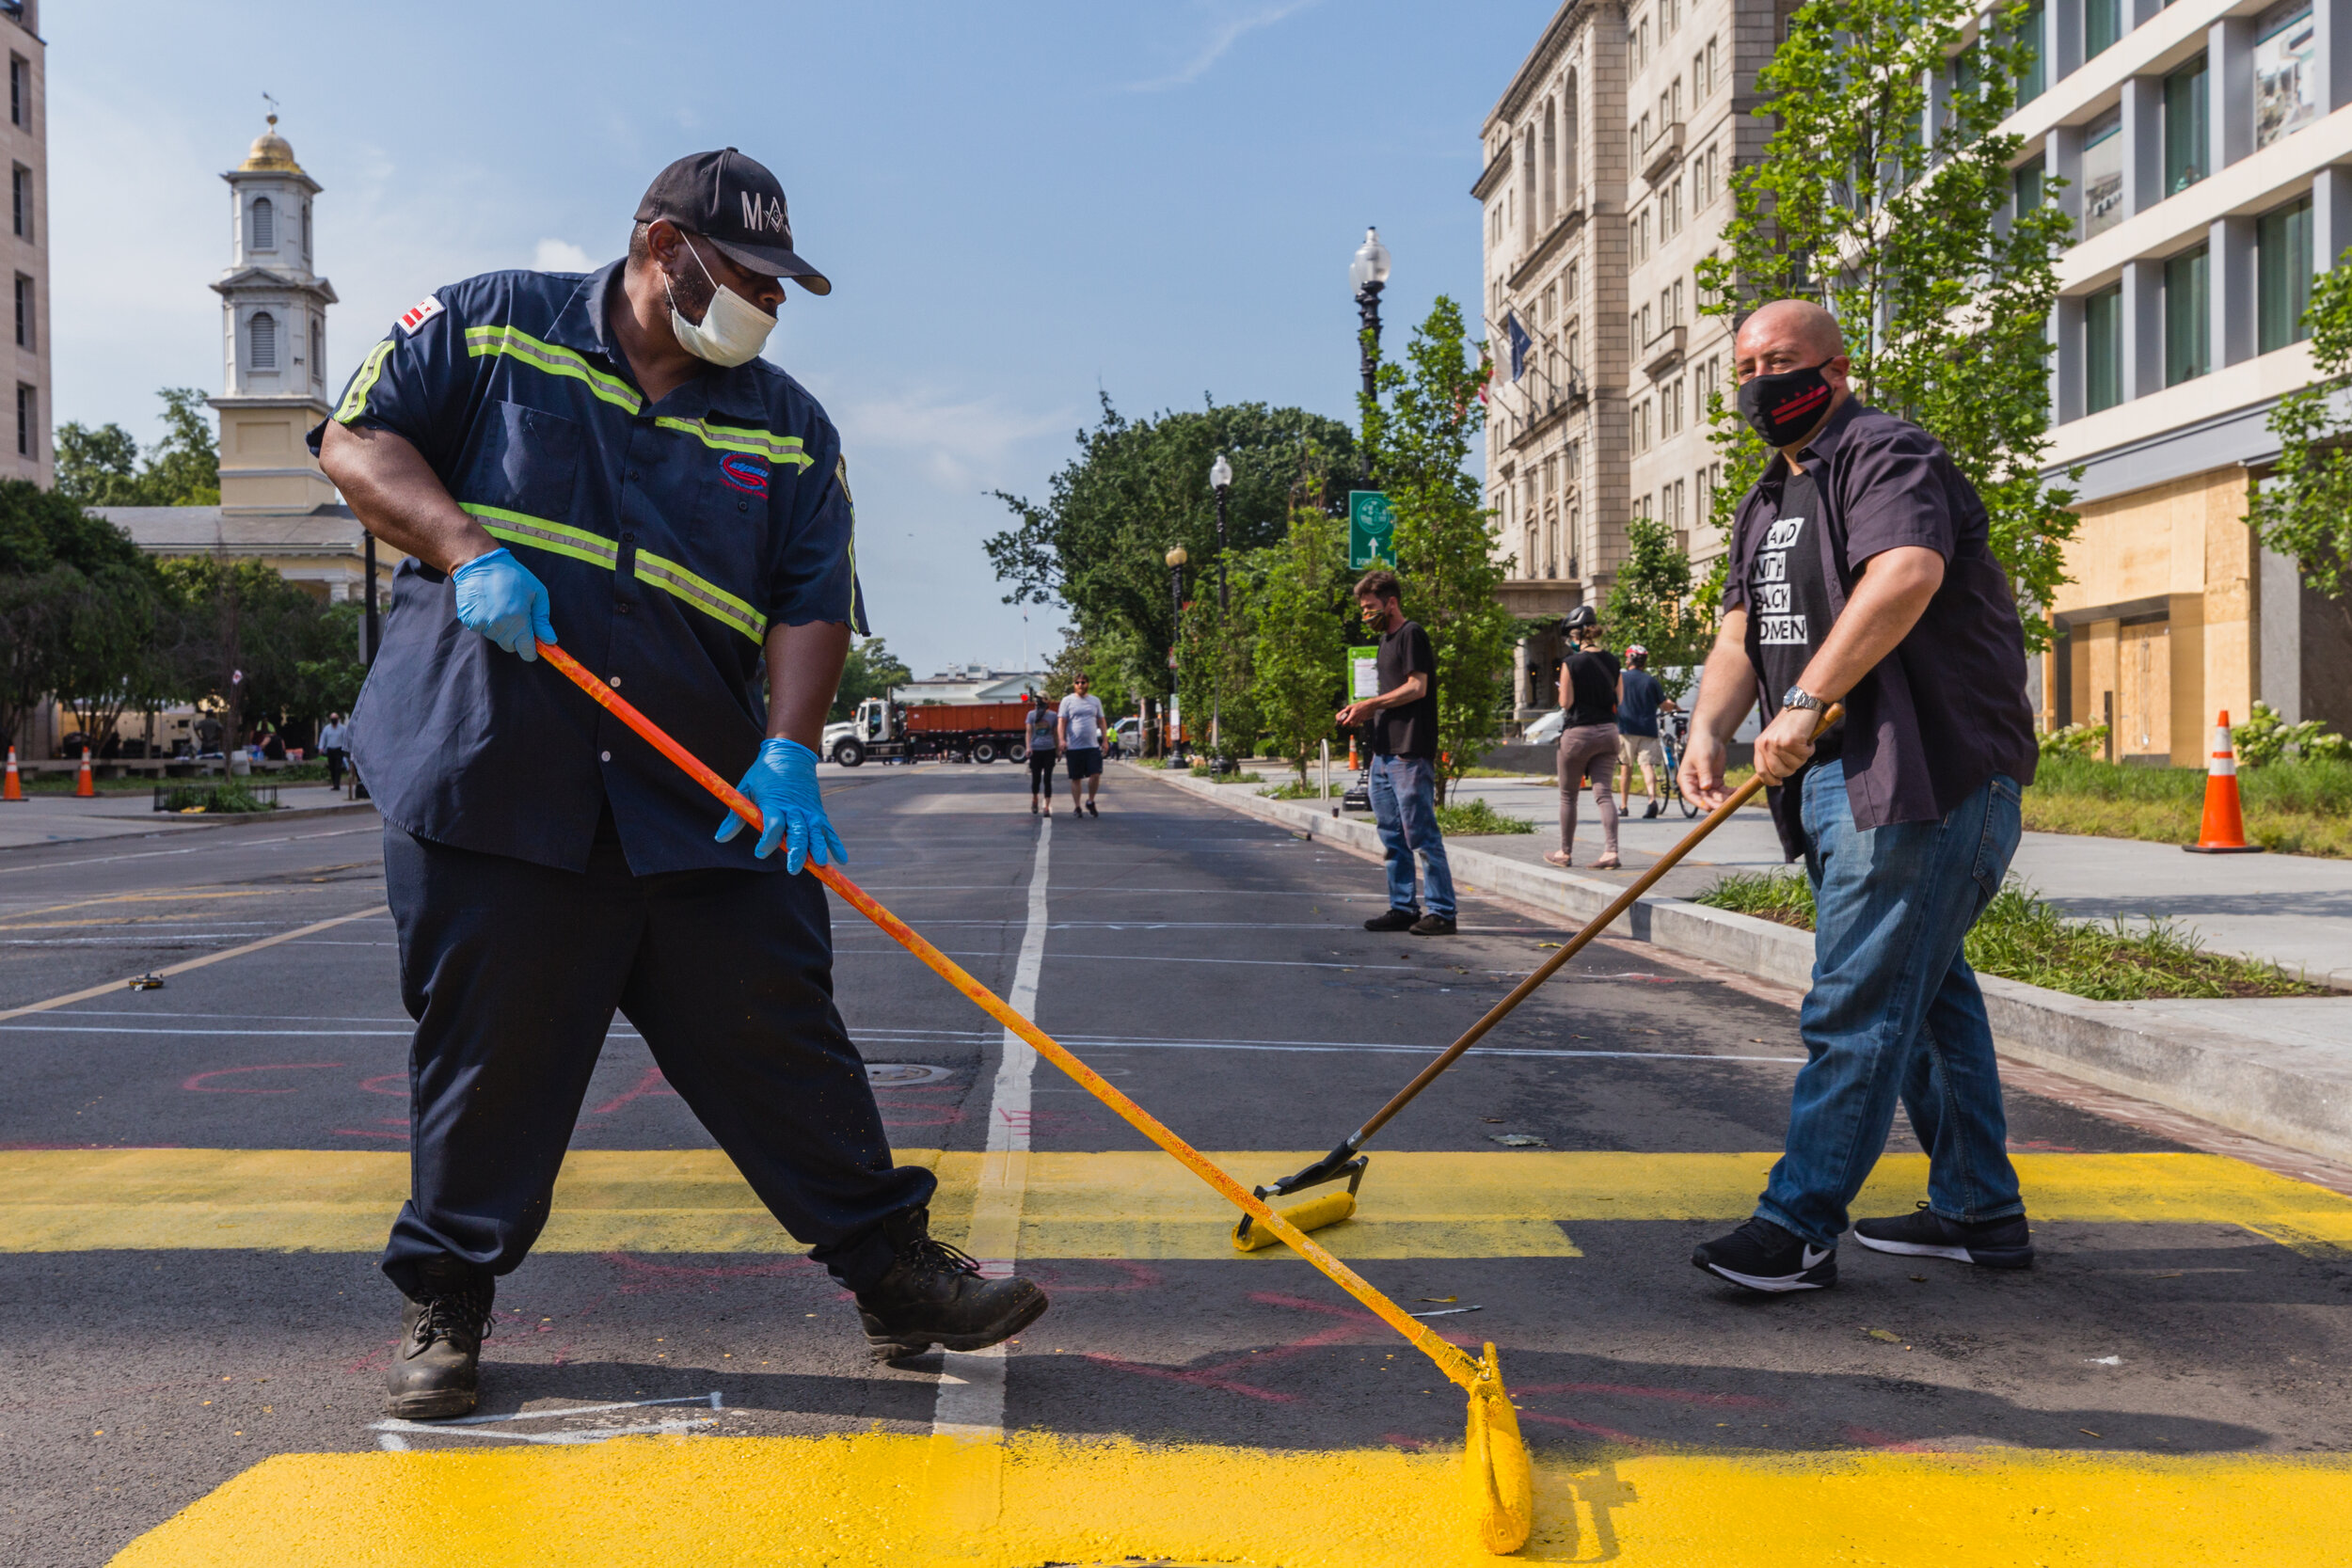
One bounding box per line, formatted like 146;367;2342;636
1057;675;1107;818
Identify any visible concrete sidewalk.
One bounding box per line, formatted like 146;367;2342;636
1228;763;2352;988
0;784;374;849
1141;761;2352;1168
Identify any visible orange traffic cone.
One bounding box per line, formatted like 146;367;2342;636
74;746;94;798
1347;733;1360;771
2185;710;2263;854
2;746;20;801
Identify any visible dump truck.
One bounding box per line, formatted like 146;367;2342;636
823;697;1038;767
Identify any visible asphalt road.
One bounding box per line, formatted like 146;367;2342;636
2;765;2348;1565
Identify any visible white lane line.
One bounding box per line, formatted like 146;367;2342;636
371;1391;722;1449
932;816;1050;1444
0;907;390;1025
0;824;375;876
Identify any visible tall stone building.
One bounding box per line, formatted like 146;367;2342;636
2;0;48;488
1480;0;1777;716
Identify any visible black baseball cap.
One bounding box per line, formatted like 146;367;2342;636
636;149;832;296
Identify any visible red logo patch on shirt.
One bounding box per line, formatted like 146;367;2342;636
719;452;770;497
396;294;445;336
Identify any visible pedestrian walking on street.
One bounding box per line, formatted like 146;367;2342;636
1680;299;2040;1294
1546;604;1621;871
1614;646;1677;819
1339;569;1456;937
1025;697;1058;815
318;711;350;791
1058;673;1106;817
315;147;1046;1420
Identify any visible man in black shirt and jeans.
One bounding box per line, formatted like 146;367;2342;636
1338;570;1456;937
1679;300;2039;1294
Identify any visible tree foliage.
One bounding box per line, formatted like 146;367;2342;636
1599;516;1717;700
0;481;160;749
1359;296;1518;800
56;388;222;508
831;637;914;721
2249;247;2352;649
1696;0;2075;648
985;396;1358;721
1248;507;1352;781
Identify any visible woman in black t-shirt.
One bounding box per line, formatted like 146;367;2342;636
1549;607;1622;870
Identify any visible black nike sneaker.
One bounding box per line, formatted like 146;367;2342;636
1692;1216;1837;1292
855;1206;1049;1365
1853;1202;2035;1269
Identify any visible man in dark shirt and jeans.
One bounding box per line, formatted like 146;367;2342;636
1679;300;2040;1293
1338;569;1456;937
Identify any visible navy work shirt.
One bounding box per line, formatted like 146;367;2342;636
313;261;868;876
1722;399;2038;860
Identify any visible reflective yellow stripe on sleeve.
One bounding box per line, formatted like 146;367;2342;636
334;338;399;423
464;325;643;414
458;504;767;645
653;415;813;468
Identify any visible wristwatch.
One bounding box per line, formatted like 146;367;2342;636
1781;685;1827;713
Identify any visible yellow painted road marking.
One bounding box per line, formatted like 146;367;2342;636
8;1149;2348;1257
0;907;389;1025
107;1434;2352;1567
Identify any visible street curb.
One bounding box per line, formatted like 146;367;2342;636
1130;762;2352;1167
0;798;380;852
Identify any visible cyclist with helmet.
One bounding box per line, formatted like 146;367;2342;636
1547;604;1622;871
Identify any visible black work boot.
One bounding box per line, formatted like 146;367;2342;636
385;1261;494;1418
853;1206;1048;1365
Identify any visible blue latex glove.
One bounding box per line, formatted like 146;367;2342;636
452;546;556;660
716;736;844;873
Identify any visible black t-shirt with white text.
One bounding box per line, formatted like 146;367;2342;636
1746;467;1842;767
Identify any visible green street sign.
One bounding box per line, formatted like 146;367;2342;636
1347;490;1396;569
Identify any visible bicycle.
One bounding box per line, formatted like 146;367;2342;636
1659;712;1700;819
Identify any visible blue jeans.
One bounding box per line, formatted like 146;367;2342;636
1756;759;2025;1248
1369;752;1456;919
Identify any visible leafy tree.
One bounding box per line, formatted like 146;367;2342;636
2249;249;2352;652
1599;516;1717;699
830;637;913;721
156;559;352;745
1359;296;1518;800
1249;507;1351;781
1176;546;1264;760
56;388;221;508
986;396;1358;751
1696;0;2076;648
0;483;157;751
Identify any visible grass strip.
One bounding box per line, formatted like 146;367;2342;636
2023;755;2352;859
1434;797;1535;836
1692;870;2325;1000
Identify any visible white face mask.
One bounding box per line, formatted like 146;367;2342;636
664;236;776;367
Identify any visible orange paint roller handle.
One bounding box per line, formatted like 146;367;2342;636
532;640;1487;1391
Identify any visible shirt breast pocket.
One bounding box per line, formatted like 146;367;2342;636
465;400;582;523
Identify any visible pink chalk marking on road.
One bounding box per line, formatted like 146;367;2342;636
1516;1409;1653;1447
332;1128;410;1140
1080;1353;1300;1403
586;1066;676;1117
182;1062;343;1093
359;1073;406;1098
1511;1381;1779;1409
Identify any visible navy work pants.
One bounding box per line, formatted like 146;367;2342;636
379;824;935;1298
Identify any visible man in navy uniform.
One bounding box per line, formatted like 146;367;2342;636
316;150;1046;1418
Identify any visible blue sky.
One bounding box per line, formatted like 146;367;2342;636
50;2;1547;678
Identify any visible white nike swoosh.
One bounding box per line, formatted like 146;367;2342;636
1802;1245;1833;1268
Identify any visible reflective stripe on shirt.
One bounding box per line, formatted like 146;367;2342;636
653;415;812;467
462;502;770;644
465;324;643;413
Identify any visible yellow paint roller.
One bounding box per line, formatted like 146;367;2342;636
537;642;1536;1554
1234;704;1846;1251
1232;1184;1356;1252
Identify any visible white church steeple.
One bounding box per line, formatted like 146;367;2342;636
209;110;339;514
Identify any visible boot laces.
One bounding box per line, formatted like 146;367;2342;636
416;1288;494;1348
899;1234;984;1285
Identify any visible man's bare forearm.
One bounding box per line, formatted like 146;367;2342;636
318;421;497;575
765;621;851;750
1790;546;1944;703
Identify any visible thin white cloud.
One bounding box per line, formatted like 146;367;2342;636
532;238;595;273
1125;0;1320;92
833;388;1078;493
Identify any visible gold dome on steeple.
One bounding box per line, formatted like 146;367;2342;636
240;114;301;174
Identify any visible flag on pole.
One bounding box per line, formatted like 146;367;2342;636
1504;312;1534;382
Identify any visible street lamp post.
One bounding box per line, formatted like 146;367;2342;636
1166;544;1188;763
1207;454;1233;768
1349;227;1391;403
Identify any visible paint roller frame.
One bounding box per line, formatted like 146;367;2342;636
532;641;1535;1554
1232;703;1846;1248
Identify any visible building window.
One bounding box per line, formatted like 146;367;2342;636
2015;0;2045;104
302;202;311;261
7;55;24;129
250;196;275;252
2164;56;2208;196
310;312;325;387
2080;110;2122;241
2255;2;2318;149
2085;0;2122;59
2259;193;2314;353
2013;152;2045;220
11;272;26;349
249;310;278;371
9;164;26;242
2164;245;2209;386
2086;285;2123;412
15;381;31;458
